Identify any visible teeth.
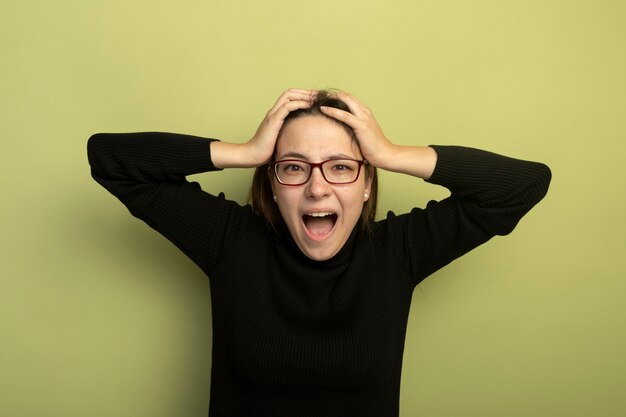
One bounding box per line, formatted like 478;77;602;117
307;212;334;217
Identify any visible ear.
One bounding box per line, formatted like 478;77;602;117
363;171;373;202
268;167;278;203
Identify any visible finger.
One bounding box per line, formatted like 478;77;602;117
319;105;358;127
273;99;313;120
281;88;318;100
334;91;360;105
279;89;317;102
268;90;317;115
286;88;317;95
333;91;368;117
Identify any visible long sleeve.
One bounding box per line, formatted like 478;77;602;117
87;132;255;275
384;145;552;287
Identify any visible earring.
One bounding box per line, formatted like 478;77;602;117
273;195;277;202
364;192;369;201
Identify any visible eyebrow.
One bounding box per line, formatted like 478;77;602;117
276;152;357;161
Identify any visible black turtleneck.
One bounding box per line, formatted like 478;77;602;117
87;132;551;417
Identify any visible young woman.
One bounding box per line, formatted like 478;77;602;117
88;89;551;417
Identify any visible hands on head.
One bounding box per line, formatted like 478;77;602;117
211;88;435;179
247;89;319;166
246;89;395;169
318;91;395;169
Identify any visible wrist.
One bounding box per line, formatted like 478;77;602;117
211;142;260;169
370;143;402;171
376;145;437;179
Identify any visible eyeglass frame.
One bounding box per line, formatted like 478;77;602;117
269;158;368;186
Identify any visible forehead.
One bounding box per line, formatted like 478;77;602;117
275;115;361;160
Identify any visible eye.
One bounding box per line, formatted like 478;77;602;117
331;163;354;171
278;161;308;175
284;164;303;172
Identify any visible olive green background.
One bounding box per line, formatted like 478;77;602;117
1;1;625;416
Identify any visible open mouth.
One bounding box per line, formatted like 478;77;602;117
302;212;338;240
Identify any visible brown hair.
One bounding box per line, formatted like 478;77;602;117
248;90;378;235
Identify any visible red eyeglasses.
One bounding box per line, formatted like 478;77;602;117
271;158;367;186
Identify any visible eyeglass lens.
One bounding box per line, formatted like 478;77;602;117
275;160;361;185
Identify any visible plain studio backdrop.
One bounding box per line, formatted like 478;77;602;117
1;1;624;416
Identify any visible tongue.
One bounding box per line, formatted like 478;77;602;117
304;216;335;236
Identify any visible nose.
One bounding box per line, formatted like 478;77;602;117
306;166;331;199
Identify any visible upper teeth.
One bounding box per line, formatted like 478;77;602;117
308;212;333;217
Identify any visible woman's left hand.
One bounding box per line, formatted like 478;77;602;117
319;92;396;169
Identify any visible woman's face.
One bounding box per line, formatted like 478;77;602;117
271;115;371;261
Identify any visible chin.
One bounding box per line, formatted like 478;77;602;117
301;247;339;261
296;217;344;261
294;231;348;261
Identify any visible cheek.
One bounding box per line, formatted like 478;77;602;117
275;188;300;217
339;188;366;216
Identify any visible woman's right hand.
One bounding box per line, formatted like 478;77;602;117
211;89;316;169
245;89;317;166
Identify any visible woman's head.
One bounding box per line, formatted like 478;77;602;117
250;90;378;260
